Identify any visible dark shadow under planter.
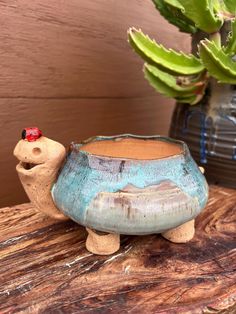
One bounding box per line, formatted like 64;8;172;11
170;80;236;188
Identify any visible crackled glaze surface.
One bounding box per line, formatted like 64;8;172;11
52;135;208;234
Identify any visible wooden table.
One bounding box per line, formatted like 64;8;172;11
0;186;235;313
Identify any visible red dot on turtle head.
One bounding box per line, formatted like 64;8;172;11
22;127;42;142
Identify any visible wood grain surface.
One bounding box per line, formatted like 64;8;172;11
0;0;190;207
0;185;235;313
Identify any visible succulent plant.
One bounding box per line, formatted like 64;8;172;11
128;0;236;105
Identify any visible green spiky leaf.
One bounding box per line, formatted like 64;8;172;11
144;64;202;104
212;0;221;12
214;0;236;19
199;39;236;84
224;0;236;14
145;64;199;94
225;19;236;54
128;28;204;75
164;0;183;10
175;95;199;104
178;0;223;33
152;0;197;33
224;19;236;55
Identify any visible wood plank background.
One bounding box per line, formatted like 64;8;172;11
0;0;190;207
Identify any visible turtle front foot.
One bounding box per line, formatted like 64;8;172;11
161;219;195;243
85;228;120;255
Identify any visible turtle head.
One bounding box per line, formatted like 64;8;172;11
14;127;66;176
13;127;67;220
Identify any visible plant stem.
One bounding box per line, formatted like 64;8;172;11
209;32;221;47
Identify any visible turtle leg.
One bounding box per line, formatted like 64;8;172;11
161;219;195;243
162;166;202;243
85;228;120;255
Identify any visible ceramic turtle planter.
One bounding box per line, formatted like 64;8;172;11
14;127;208;255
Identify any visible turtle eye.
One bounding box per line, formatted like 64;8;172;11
22;127;42;142
21;129;26;140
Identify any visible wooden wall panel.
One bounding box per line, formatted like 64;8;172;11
0;0;190;206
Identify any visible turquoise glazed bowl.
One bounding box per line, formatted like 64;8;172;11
51;135;208;235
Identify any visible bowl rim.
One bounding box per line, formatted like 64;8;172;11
68;134;189;162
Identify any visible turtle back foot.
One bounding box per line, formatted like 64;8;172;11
161;219;195;243
85;228;120;255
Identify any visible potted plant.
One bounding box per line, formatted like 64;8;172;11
128;0;236;187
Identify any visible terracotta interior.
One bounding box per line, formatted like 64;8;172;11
80;138;183;160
